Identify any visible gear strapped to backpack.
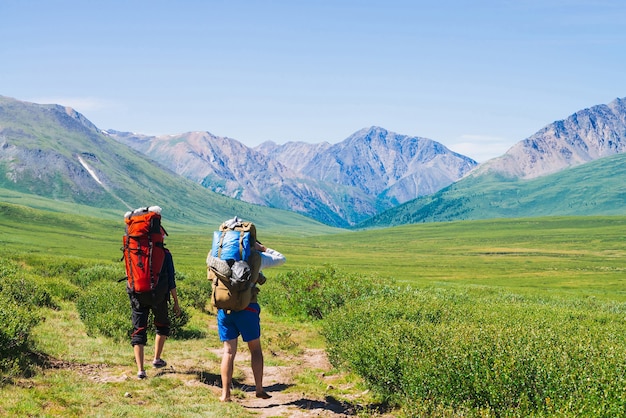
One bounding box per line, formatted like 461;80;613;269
207;217;261;312
122;206;166;293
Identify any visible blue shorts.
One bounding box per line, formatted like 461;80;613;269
217;303;261;342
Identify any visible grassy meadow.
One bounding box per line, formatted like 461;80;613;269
2;201;626;417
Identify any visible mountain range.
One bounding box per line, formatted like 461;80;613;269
107;126;477;227
0;94;625;229
0;95;334;234
360;97;626;227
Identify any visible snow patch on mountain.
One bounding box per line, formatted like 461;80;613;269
78;156;104;186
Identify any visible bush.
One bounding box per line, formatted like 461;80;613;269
76;280;190;342
0;275;57;310
174;270;211;312
262;265;384;320
72;264;125;288
0;294;41;381
21;255;90;279
76;280;131;341
40;277;80;302
322;288;626;416
0;275;51;382
0;257;19;279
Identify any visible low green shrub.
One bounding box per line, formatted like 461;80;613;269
262;265;383;320
0;257;19;279
0;294;41;381
0;276;52;382
322;288;626;416
20;254;91;279
76;280;190;342
72;264;125;288
174;270;211;312
76;280;131;341
0;276;57;310
39;277;80;301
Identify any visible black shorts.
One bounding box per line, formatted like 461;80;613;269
128;288;170;346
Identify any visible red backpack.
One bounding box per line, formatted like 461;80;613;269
122;206;166;293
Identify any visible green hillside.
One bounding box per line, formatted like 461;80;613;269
0;97;336;234
359;152;626;228
0;191;338;237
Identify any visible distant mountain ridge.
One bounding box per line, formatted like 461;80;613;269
258;127;477;201
2;94;626;229
108;126;478;227
361;97;626;227
473;97;626;179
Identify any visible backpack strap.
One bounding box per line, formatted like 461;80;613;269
238;230;245;260
217;229;227;259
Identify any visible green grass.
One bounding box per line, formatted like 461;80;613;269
274;216;626;301
2;202;626;416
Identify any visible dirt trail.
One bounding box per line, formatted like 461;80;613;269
49;348;374;417
212;348;356;417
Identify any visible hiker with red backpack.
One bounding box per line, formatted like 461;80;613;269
206;216;286;402
123;206;181;379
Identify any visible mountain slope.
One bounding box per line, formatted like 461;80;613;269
109;126;477;227
473;97;626;179
0;95;336;233
358;152;626;227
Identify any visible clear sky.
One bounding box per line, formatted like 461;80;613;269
1;0;624;162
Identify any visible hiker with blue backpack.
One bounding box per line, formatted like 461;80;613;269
206;216;286;402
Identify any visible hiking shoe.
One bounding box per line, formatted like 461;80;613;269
137;370;147;379
152;359;167;368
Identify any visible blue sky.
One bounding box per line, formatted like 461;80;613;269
1;0;624;162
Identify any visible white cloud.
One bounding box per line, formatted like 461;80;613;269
447;134;516;163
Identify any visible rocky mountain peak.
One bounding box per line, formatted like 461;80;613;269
472;97;626;179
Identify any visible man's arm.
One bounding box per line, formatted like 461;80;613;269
255;241;286;269
259;247;286;269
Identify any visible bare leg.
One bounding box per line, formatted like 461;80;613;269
220;339;238;402
154;334;167;362
134;344;145;373
247;338;271;399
